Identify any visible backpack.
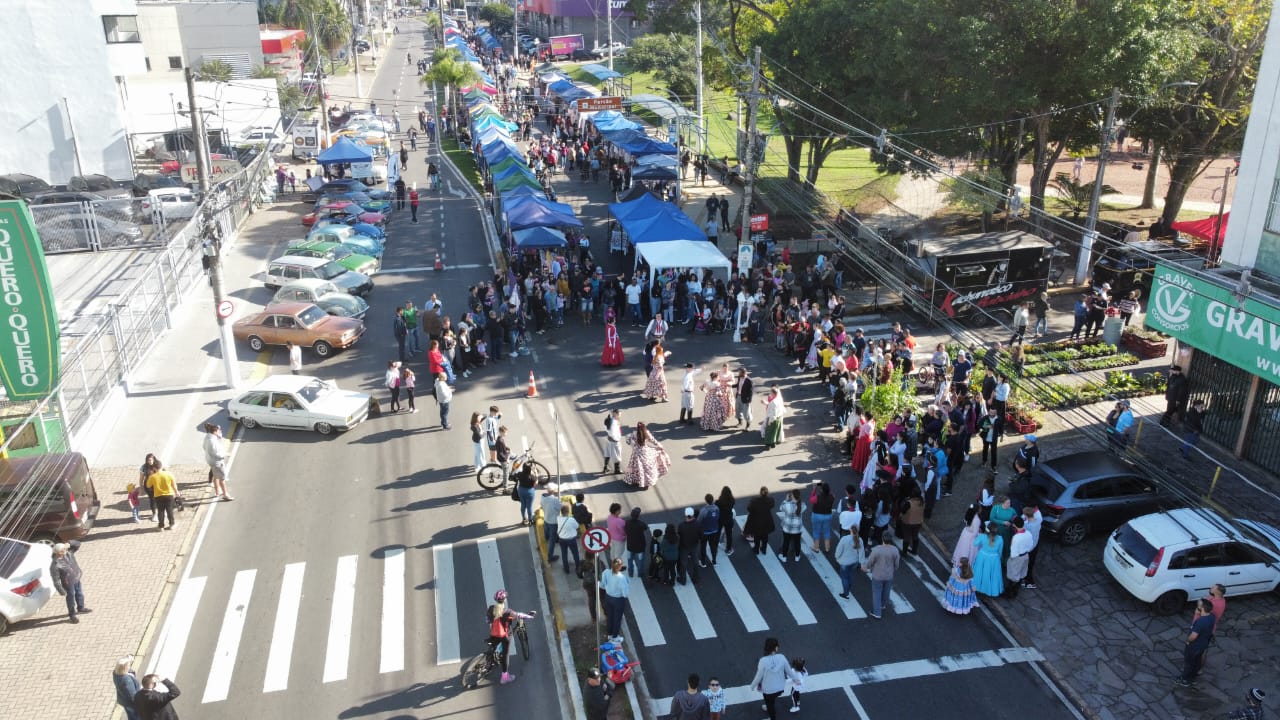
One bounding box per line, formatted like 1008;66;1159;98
487;605;508;637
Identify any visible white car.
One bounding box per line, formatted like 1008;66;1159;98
1104;508;1280;615
140;187;197;223
237;127;286;154
227;375;372;435
591;42;628;57
0;538;54;634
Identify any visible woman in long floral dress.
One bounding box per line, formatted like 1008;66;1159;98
641;342;671;401
600;316;624;367
700;371;729;431
622;422;671;490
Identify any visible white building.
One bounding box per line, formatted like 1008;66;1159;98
0;0;146;183
137;0;265;78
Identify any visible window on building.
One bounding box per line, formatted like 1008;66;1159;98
169;56;183;69
1266;177;1280;235
102;15;141;44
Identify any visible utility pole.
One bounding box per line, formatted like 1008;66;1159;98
186;67;240;390
512;0;519;64
736;46;761;259
606;0;614;71
354;29;363;99
1076;86;1120;285
694;0;705;155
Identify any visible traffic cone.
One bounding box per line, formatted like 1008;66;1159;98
434;252;443;271
526;371;538;398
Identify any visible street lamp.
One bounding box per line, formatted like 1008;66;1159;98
1075;80;1198;284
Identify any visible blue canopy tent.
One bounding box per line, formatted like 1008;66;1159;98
493;163;537;184
474;116;518;133
504;196;583;230
579;64;623;81
316;136;373;165
600;128;678;156
589;111;643;132
633;154;679;181
513;226;568;248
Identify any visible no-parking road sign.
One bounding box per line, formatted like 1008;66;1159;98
582;527;609;555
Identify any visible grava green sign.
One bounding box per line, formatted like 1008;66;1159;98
0;201;60;400
1146;262;1280;381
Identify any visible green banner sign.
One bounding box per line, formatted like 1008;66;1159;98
1146;262;1280;381
0;201;60;400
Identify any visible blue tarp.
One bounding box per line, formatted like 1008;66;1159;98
474;116;518;133
607;194;705;243
580;63;623;81
600;128;678;156
316;136;373;164
513;226;568;248
590;111;643;132
493;163;536;183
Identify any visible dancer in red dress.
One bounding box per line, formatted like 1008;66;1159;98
600;317;624;367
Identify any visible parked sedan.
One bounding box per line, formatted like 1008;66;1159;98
0;173;54;202
312;217;386;240
0;538;54;635
232;301;366;357
66;174;131;200
307;225;383;256
227;374;371;435
285;239;380;275
302;205;386;227
140;187;198;223
1030;452;1165;545
272;279;369;319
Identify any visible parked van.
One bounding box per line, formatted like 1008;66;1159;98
0;453;101;545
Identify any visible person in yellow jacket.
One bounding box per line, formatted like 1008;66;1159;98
146;462;179;531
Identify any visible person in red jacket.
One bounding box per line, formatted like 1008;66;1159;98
409;188;420;222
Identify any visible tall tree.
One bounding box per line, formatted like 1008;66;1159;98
421;47;483;123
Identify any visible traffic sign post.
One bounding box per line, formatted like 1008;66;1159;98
216;299;235;320
581;526;611;652
582;527;609;555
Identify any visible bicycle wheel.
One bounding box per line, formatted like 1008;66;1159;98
525;461;552;487
515;625;531;661
460;652;492;689
476;463;506;492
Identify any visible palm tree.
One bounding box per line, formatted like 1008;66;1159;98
195;60;234;82
421;47;482;126
1049;172;1118;219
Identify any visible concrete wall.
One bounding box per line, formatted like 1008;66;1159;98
138;3;185;73
175;1;265;73
1220;0;1280;277
0;0;143;184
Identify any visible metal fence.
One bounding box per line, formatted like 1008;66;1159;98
1;154;274;453
27;199;169;254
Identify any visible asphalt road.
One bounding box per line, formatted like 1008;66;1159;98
139;25;568;720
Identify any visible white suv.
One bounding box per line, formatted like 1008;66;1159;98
1103;508;1280;615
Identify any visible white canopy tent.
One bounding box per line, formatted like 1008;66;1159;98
635;240;732;283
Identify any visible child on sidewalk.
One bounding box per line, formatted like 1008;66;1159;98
788;657;809;713
126;481;141;523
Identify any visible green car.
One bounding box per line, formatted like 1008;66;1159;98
285;239;380;276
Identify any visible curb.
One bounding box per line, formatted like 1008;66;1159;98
921;523;1100;720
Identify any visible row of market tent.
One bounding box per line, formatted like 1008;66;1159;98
452;34;730;278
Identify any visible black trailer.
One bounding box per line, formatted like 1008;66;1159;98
903;231;1053;324
1091;238;1206;301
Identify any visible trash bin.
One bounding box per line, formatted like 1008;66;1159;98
1103;307;1123;346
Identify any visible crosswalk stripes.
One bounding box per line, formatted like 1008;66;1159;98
148;576;207;681
263;562;305;693
434;543;460;665
625;577;667;646
323;555;358;683
477;538;504;604
798;527;866;620
203;570;256;703
735;516;818;626
710;558;770;632
381;548;406;674
671;580;716;639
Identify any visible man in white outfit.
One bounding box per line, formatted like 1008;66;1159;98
643;313;668;343
603;409;623;475
679;363;701;425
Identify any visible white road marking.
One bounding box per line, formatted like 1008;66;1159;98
650;647;1046;713
202;569;256;703
900;554;947;604
797;528;866;619
844;686;873;720
521;435;529;452
434;544;460;665
323;555;358;683
263;562;305;693
545;402;557;420
671;577;716;640
381;548;406;674
476;538;505;608
889;583;915;615
737;516;817;625
624;575;666;646
382;263;486;272
558;433;569;453
517;402;526;421
147;576;207;680
710;557;770;632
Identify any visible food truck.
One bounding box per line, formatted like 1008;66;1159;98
901;230;1054;324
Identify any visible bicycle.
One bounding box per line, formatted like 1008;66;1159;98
476;441;551;492
460;615;533;689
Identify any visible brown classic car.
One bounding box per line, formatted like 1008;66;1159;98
232;302;365;357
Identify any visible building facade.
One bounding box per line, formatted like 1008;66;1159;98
1149;7;1280;475
0;0;146;183
137;0;265;78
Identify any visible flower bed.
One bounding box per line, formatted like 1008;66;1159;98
1036;371;1168;409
